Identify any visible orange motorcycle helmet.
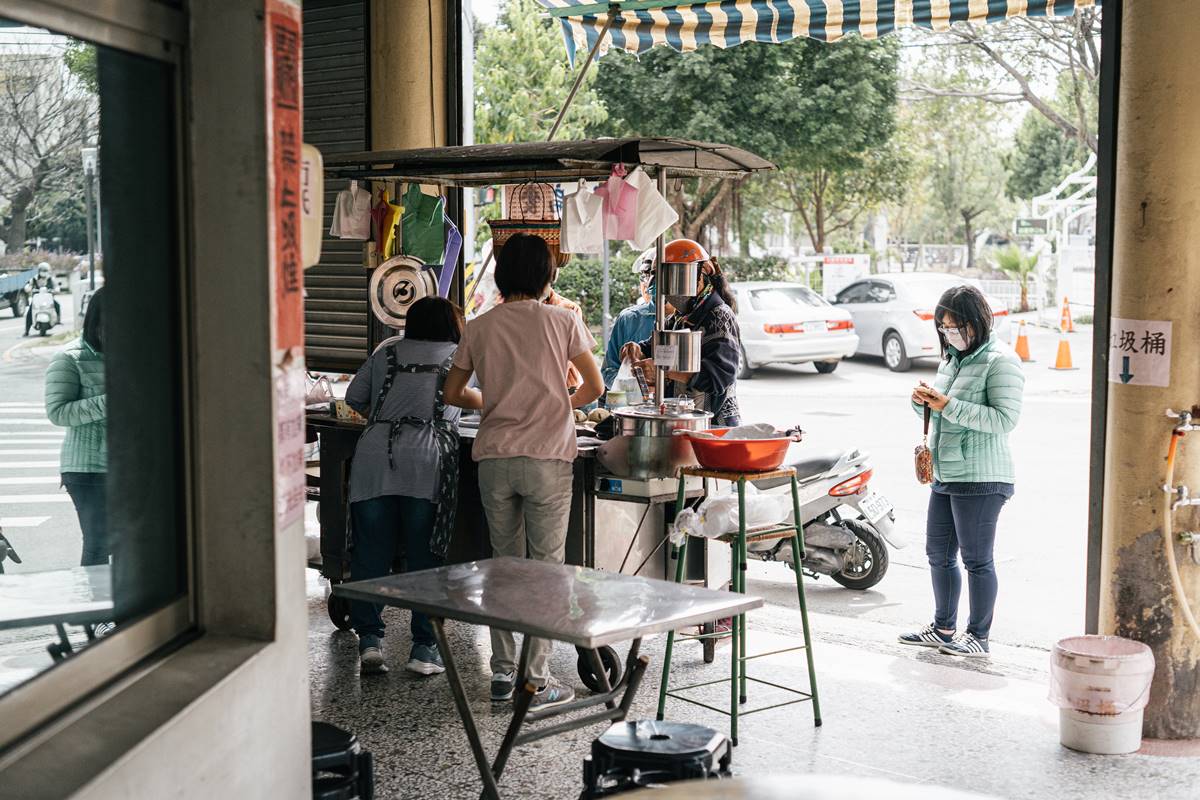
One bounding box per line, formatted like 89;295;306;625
662;238;710;265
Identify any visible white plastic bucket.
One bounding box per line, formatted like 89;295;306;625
1050;635;1155;755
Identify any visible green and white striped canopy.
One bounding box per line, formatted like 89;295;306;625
537;0;1101;63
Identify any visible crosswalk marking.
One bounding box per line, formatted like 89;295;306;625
0;461;59;468
0;450;59;456
0;431;62;437
0;494;71;504
0;441;63;446
0;476;59;485
0;516;50;528
0;419;55;425
0;403;44;409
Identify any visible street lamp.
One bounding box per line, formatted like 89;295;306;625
81;146;98;290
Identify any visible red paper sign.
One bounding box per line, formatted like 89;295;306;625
267;0;304;354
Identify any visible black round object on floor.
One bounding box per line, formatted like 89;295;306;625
581;720;731;798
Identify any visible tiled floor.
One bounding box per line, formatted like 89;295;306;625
307;570;1200;799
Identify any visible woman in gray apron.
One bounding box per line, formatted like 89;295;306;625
344;297;482;675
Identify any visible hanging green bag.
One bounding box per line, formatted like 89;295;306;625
401;183;446;265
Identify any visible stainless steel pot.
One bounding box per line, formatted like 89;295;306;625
654;329;702;373
658;261;699;297
607;403;712;479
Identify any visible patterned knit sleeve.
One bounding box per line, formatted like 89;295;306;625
941;355;1025;434
689;306;739;399
45;353;106;428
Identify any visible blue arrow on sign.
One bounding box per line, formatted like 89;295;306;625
1120;356;1134;384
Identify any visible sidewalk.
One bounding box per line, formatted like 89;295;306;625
306;569;1200;799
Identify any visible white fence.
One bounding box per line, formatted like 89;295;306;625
980;278;1044;312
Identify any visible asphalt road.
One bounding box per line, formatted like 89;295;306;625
735;321;1093;652
0;292;79;574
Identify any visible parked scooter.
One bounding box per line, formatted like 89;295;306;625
30;287;59;336
746;448;898;590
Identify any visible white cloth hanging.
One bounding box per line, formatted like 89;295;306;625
560;179;606;254
329;181;371;240
625;167;679;250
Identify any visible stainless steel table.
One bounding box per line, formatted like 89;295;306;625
0;565;113;660
333;557;762;800
630;774;1003;799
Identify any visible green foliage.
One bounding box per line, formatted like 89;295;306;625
1005;108;1088;201
552;245;643;329
474;0;607;144
719;255;793;283
63;41;98;94
990;244;1038;311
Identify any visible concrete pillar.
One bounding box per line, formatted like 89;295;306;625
1099;3;1200;739
371;0;448;149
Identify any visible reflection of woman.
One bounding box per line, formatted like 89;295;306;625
46;287;107;566
621;239;741;426
344;297;481;676
900;285;1024;658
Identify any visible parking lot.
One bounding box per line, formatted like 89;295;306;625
735;318;1093;652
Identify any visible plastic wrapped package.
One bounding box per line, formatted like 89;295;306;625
671;485;790;544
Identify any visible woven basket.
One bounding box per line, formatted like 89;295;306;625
489;219;569;269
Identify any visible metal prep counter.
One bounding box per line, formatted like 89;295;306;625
305;411;711;630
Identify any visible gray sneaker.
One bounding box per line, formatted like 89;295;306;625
406;643;445;675
529;677;575;711
491;670;516;701
360;646;388;674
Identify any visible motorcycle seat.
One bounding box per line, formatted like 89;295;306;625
751;451;843;490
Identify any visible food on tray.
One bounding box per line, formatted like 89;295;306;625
588;408;611;424
574;409;588;423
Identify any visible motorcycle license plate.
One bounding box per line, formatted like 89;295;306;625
860;492;892;523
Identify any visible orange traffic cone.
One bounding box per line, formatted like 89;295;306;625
1060;297;1075;333
1050;329;1078;370
1014;320;1033;362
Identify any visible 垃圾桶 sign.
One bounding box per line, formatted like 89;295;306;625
1108;318;1172;387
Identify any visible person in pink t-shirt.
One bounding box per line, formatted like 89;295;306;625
444;234;604;711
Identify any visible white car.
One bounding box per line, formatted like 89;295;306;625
730;281;859;377
831;273;1012;372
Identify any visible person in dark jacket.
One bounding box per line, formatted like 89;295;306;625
621;240;741;426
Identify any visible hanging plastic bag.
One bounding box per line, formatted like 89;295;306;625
401;183;446;265
671;485;790;543
612;357;644;405
625;167;679;250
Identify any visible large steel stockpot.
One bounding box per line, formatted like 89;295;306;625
605;401;712;479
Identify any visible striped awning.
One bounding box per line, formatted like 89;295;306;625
537;1;1101;63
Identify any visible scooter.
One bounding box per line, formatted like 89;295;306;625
747;447;898;590
30;287;59;336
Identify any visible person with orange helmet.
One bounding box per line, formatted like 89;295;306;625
619;239;742;426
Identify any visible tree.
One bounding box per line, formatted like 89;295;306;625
1005;102;1089;200
473;0;607;145
992;244;1039;311
904;10;1100;153
917;96;1011;270
593;37;905;255
0;44;97;252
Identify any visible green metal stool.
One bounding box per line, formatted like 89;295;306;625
655;466;822;745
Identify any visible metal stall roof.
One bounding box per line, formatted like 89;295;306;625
322;137;776;185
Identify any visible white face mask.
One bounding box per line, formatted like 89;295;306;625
943;328;970;351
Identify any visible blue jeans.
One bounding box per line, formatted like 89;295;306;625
62;472;108;567
925;490;1008;639
349;495;439;648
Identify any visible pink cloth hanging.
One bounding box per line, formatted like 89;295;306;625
594;165;639;241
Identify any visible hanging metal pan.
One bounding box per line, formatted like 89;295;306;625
369;254;438;329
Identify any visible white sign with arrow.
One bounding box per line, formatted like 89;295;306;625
1108;318;1172;387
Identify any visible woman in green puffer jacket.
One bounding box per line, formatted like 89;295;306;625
898;285;1025;659
45;287;107;566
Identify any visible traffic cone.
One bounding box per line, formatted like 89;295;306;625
1060;297;1075;333
1050;329;1078;370
1014;320;1033;362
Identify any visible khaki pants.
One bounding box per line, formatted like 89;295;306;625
477;456;573;684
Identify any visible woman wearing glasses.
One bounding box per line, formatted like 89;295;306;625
900;285;1025;658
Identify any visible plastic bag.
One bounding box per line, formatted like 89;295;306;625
671;485;790;544
612;358;644;405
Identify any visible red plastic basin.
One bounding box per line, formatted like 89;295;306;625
682;428;796;472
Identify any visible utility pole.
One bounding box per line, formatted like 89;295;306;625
82;146;98;290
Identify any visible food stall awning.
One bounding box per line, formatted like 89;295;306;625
538;0;1102;62
323;138;775;186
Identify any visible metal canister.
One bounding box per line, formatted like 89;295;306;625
654;329;702;373
658;261;700;297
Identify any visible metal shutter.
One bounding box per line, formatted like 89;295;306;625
303;0;369;372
